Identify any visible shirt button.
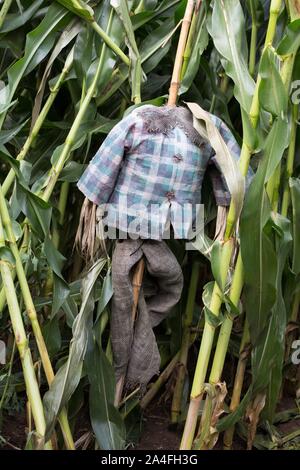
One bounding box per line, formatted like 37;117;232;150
166;191;175;201
173;154;183;162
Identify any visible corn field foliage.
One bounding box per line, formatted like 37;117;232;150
0;0;299;451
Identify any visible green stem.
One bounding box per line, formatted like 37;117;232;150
41;21;110;203
281;104;298;217
90;21;130;66
181;0;203;79
0;0;12;29
52;181;70;249
249;1;258;77
0;214;49;447
171;262;200;424
0;223;29;313
265;0;282;46
209;254;244;384
266;52;295;211
266;162;281;211
180;239;234;449
0;184;75;450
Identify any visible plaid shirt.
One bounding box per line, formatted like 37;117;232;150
77;105;242;240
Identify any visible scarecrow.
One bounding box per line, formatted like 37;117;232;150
76;103;246;401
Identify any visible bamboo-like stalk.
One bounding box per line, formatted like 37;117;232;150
0;184;75;449
171;262;200;424
0;0;12;29
168;0;195;106
2;50;73;197
0;214;50;449
180;0;283;450
208;254;244;385
181;0;203;79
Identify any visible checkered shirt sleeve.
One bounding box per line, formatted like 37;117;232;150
77;112;136;205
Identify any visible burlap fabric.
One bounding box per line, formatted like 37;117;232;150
111;239;183;391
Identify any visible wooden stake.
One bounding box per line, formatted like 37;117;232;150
168;0;195;106
114;0;196;407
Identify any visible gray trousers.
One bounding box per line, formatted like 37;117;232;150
111;239;183;391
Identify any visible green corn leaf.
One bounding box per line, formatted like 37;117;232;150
208;0;255;112
132;0;180;29
15;183;52;240
240;118;289;345
43;237;70;317
0;119;29;146
186;101;245;225
290;177;300;275
74;23;94;83
259;47;288;118
202;281;224;328
85;340;125;450
31;24;79;127
257;214;292;422
97;15;175;105
43;257;107;440
95;267;113;323
111;0;143;103
277;19;300;55
0;246;15;266
0;3;71;127
42;317;62;357
0;0;44;34
56;0;94;21
210;240;225;291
